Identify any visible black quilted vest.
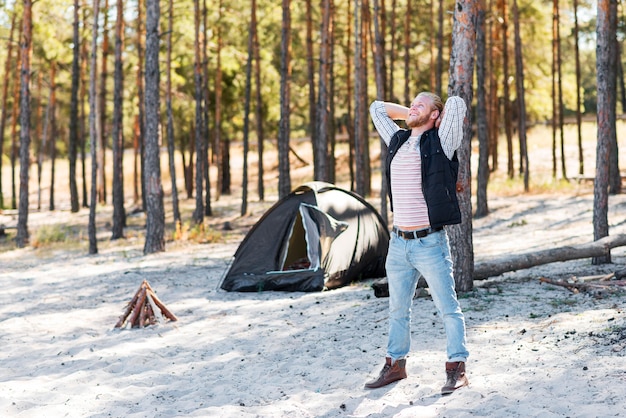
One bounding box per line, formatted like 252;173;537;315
385;128;461;228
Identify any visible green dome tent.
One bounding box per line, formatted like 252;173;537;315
220;182;389;292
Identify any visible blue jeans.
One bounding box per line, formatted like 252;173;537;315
385;229;469;363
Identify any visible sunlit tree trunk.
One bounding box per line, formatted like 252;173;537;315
306;0;317;168
573;0;584;176
16;0;33;248
447;0;477;292
501;0;513;179
10;20;23;211
165;0;180;225
512;0;528;191
80;1;89;208
372;0;388;224
475;1;489;218
68;0;80;212
111;0;126;239
555;0;566;180
193;0;205;224
202;0;212;216
88;0;101;255
143;0;165;254
593;0;615;265
97;0;110;204
315;0;332;182
0;12;16;209
253;0;264;201
435;0;444;96
242;0;256;216
608;1;621;195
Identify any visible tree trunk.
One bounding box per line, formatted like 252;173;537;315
98;0;110;204
306;0;317;171
242;0;255;216
474;234;626;280
38;65;53;211
372;0;388;224
608;2;621;195
202;0;212;217
135;0;146;210
447;0;477;292
111;0;126;239
10;20;23;210
402;0;411;104
435;0;444;97
68;0;80;213
388;0;397;100
88;0;101;255
193;0;205;224
593;0;614;265
143;0;165;254
488;0;499;173
475;2;489;218
573;0;584;176
555;0;566;181
253;2;264;201
551;0;558;179
214;0;224;199
315;0;331;182
165;0;181;225
80;2;89;208
49;89;57;212
278;0;292;199
16;0;33;248
0;12;16;209
501;0;513;179
512;0;528;191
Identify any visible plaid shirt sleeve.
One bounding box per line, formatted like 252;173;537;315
438;96;467;160
369;101;401;147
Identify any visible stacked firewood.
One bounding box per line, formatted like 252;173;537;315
115;279;178;329
540;269;626;297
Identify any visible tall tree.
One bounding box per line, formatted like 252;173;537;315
573;0;584;176
512;0;528;191
242;0;256;216
135;0;146;209
475;1;489;218
306;0;317;163
10;20;23;210
68;0;81;212
253;0;265;201
111;0;126;239
354;0;370;196
165;0;181;225
593;0;615;265
447;0;477;292
143;0;165;254
278;0;292;198
501;0;513;179
555;0;566;180
214;0;225;198
402;0;411;104
435;0;444;96
80;2;89;208
193;0;205;224
202;0;212;216
16;0;33;248
88;0;101;255
608;0;621;195
372;0;388;224
314;0;332;182
98;0;110;204
37;63;56;211
0;12;16;209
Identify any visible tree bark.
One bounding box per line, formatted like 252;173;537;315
593;0;615;265
165;0;181;225
475;2;489;218
0;12;16;210
143;0;165;254
69;0;80;212
111;0;126;240
474;234;626;280
278;0;292;199
372;0;388;225
242;0;255;216
573;0;584;176
447;0;477;292
88;0;101;255
315;0;332;183
16;0;33;248
98;0;110;204
512;0;528;191
193;0;205;224
253;2;264;201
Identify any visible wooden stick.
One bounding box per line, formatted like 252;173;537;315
146;288;178;322
128;287;147;328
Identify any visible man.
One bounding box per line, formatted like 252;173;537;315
365;92;469;395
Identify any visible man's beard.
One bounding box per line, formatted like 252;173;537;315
406;113;430;128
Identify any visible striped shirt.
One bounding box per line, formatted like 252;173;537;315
369;96;466;229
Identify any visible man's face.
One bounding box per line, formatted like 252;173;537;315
407;96;436;128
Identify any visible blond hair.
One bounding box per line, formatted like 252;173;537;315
417;92;443;114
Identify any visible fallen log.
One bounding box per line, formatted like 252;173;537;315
473;233;626;280
539;276;626;295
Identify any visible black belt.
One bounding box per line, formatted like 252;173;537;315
392;226;443;239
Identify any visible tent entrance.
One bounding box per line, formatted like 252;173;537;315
278;204;323;272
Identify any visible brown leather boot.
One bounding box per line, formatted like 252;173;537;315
441;361;469;395
364;357;407;389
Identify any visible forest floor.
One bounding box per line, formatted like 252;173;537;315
1;121;626;417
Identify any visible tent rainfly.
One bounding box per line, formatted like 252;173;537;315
220;182;389;292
